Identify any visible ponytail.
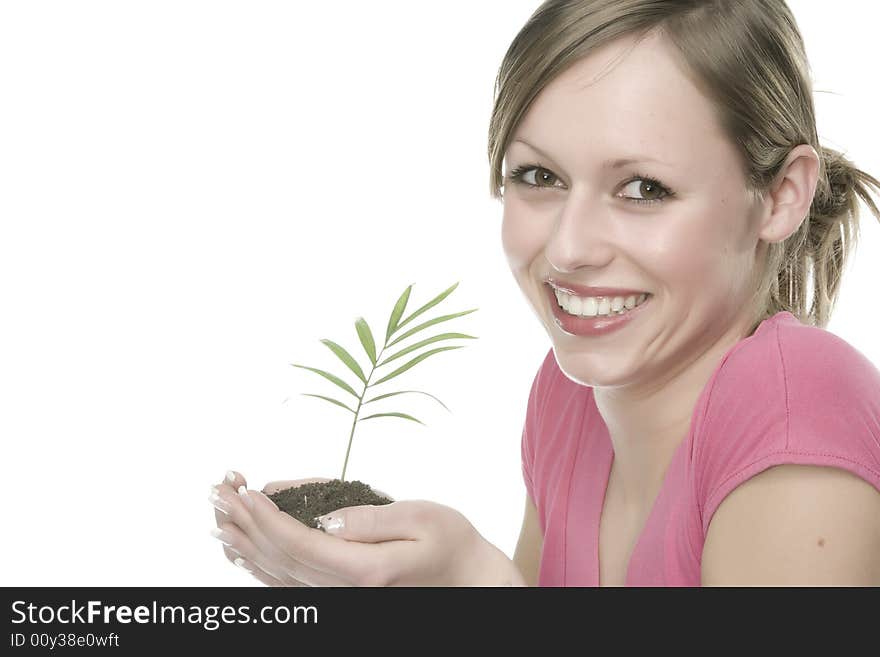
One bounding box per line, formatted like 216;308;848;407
748;146;880;335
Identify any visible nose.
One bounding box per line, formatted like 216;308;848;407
544;190;615;273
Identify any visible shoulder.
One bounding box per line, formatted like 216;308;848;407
696;313;880;465
713;313;880;455
697;314;880;584
708;311;880;408
772;313;880;393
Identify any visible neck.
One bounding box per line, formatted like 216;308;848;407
592;311;754;511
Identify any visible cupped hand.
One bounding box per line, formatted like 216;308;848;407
209;471;523;587
210;472;333;586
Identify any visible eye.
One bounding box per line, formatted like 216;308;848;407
505;164;564;190
617;174;674;205
505;163;675;205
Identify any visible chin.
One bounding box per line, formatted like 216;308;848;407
554;346;643;389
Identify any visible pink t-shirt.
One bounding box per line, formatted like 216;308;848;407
521;310;880;586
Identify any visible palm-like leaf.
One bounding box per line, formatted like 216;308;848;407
300;393;356;414
384;284;413;345
362;389;451;412
359;411;425;426
370;345;464;386
355;317;377;367
292;281;479;483
394;282;459;335
290;363;359;399
319;339;367;384
378;332;477;366
386;309;478;347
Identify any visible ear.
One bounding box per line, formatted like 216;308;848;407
756;144;821;244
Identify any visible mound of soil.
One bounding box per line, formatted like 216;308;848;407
266;479;393;529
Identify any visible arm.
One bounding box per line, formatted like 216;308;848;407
513;492;543;587
701;464;880;586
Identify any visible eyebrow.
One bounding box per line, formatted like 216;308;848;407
512;138;669;169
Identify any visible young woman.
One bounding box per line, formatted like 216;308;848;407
210;0;880;586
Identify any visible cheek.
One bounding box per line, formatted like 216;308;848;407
648;203;752;291
501;204;546;270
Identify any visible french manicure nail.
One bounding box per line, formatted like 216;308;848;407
209;527;232;546
233;557;253;573
315;514;344;533
209;491;231;515
238;485;254;509
225;470;236;484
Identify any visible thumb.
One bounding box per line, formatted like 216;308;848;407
315;501;413;543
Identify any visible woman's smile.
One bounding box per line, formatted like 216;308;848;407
544;282;654;337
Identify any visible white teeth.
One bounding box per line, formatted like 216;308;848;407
553;289;649;317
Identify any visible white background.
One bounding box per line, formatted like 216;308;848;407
1;1;877;586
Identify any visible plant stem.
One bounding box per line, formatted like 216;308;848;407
341;344;386;482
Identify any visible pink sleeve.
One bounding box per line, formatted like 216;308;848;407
696;323;880;537
521;347;557;506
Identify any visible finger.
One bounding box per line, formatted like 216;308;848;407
223;470;246;489
209;489;280;585
242;486;385;585
211;482;293;571
219;486;349;586
315;501;421;543
229;549;286;586
237;488;357;586
211;522;293;584
209;510;282;586
211;471;246;528
212;523;339;586
210;483;233;529
229;554;286;586
208;480;289;586
217;523;307;586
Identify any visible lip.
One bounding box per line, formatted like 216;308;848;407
545;277;649;299
544;283;652;337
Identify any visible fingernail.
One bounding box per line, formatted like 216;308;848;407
208;491;231;515
233;557;253;573
315;514;344;533
238;485;254;509
225;470;236;484
209;527;233;546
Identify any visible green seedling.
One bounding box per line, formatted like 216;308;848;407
291;281;478;482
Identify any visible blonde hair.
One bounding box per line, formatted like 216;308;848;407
487;0;880;334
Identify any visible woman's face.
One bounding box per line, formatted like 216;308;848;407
501;30;765;388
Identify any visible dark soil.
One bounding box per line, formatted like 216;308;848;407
266;479;393;530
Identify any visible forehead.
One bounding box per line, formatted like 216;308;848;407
509;31;732;172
